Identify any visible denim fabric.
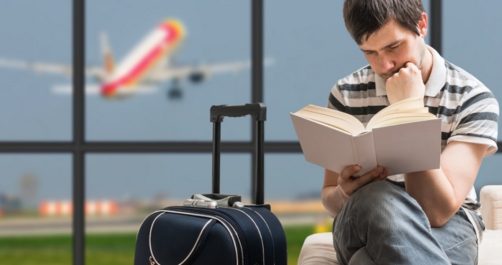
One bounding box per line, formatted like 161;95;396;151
333;180;479;265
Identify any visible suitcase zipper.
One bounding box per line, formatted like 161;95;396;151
147;210;242;265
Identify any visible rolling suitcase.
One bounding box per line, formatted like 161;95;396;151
134;103;287;265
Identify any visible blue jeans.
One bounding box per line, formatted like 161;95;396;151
333;180;481;265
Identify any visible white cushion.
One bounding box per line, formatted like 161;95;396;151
298;232;338;265
479;229;502;265
480;185;502;230
299;230;502;265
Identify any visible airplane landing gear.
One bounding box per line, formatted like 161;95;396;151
167;78;183;100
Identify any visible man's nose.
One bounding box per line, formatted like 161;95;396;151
377;55;395;74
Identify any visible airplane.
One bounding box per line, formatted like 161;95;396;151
0;19;267;100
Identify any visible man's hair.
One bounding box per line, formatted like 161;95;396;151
343;0;424;44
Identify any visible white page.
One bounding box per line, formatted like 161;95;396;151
291;114;358;174
372;119;441;175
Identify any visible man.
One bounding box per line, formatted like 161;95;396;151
321;0;499;264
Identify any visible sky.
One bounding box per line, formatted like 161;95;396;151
0;0;501;203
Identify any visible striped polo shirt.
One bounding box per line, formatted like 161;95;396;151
327;46;499;206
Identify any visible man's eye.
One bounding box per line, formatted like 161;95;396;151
389;45;400;50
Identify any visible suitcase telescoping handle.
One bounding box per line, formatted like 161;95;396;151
210;103;266;205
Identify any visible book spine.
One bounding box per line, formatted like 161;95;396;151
352;132;378;176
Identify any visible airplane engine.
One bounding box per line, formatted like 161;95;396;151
188;71;206;83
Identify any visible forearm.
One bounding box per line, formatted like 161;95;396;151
405;168;459;227
321;185;349;218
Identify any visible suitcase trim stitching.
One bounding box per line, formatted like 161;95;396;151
231;208;266;265
148;210;242;265
148;212;166;265
178;219;214;265
250;210;276;264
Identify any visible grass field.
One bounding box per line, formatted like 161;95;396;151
0;225;316;265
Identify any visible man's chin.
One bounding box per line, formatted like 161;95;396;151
378;74;392;80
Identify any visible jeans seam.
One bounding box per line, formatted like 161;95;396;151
443;237;475;251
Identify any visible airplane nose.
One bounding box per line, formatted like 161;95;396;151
101;83;117;97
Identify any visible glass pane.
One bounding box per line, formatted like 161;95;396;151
443;0;502;137
265;0;431;140
86;1;251;141
476;154;502;194
85;154;250;264
266;154;323;200
0;154;72;265
0;1;71;141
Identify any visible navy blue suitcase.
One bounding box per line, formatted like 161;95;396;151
134;103;287;265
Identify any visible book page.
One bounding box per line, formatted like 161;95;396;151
290;114;360;173
366;97;434;130
372;119;441;175
369;113;436;128
352;132;378;176
293;105;366;135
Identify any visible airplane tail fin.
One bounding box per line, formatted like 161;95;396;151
100;32;115;75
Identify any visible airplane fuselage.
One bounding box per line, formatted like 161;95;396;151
101;19;185;97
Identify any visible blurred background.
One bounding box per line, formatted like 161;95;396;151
0;0;500;264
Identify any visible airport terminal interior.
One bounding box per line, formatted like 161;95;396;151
0;1;501;264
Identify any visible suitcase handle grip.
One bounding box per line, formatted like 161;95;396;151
192;194;242;207
210;103;266;205
210;103;266;122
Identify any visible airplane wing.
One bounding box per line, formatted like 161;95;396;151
0;58;105;79
52;84;159;96
147;58;274;82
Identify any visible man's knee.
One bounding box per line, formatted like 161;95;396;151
349;180;400;211
342;180;424;222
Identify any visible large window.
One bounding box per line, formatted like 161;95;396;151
0;1;71;141
0;1;500;265
86;1;251;141
443;0;502;190
264;0;431;141
0;155;72;264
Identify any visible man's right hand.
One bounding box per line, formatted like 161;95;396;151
337;165;388;196
385;62;425;104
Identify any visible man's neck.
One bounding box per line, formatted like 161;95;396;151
421;47;434;84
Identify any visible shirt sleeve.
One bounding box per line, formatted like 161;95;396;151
448;86;499;155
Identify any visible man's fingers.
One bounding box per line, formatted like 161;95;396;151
353;166;384;186
340;165;361;180
405;62;420;73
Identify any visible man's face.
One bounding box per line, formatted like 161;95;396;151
359;17;428;80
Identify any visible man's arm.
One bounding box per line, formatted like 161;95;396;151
405;141;489;227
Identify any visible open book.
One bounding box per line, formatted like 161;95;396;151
290;97;441;176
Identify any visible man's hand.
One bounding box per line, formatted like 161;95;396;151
385;62;425;104
337;165;388;196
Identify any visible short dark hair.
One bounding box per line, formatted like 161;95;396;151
343;0;425;44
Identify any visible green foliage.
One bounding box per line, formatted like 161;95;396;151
285;225;315;265
0;235;71;265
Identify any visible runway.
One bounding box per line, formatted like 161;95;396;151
0;212;328;237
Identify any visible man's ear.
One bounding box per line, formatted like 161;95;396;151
417;12;428;37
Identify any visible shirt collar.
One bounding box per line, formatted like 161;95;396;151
375;46;446;97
